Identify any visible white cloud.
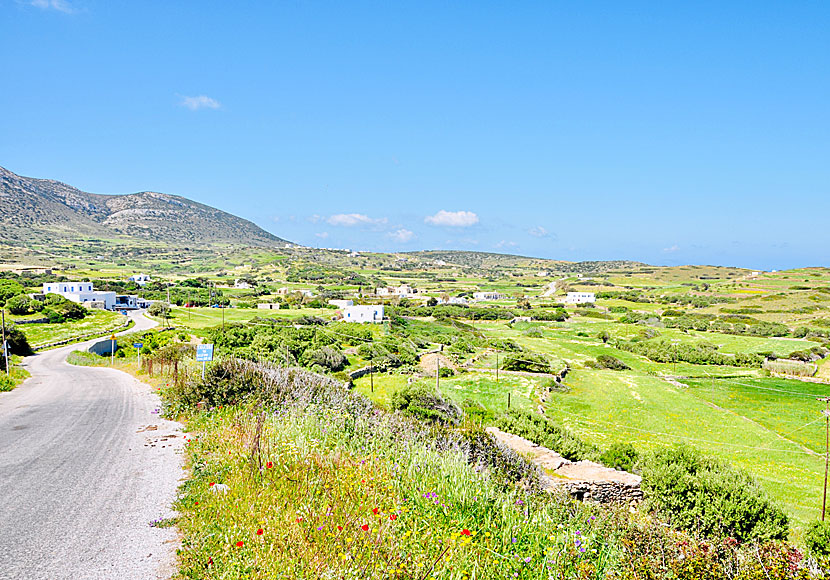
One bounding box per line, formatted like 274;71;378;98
327;213;388;227
180;95;221;111
495;240;518;249
29;0;73;13
388;229;414;243
663;244;680;253
529;226;550;238
314;232;329;239
424;210;479;227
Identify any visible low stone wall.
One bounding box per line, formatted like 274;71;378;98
548;479;643;503
348;365;377;380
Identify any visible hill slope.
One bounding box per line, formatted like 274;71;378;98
0;165;289;248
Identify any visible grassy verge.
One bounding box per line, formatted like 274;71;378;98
21;310;132;348
0;356;31;392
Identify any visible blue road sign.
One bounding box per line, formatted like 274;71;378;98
196;344;214;362
133;343;143;349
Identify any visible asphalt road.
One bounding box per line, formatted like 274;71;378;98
0;311;184;580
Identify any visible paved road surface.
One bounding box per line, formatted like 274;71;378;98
0;311;184;580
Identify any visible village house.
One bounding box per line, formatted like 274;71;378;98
42;282;117;310
473;291;505;301
128;274;151;286
564;292;596;304
340;305;384;323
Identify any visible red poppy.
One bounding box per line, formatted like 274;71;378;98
337;525;343;531
235;541;244;547
361;524;369;531
266;461;273;469
361;479;366;483
256;528;264;536
372;507;379;515
297;517;303;523
208;482;215;487
207;557;213;566
461;529;471;536
195;502;199;506
389;514;398;521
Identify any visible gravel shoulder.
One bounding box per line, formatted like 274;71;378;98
0;311;184;580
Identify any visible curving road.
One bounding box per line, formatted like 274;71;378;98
0;311;184;580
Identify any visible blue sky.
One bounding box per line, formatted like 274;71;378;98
2;1;828;270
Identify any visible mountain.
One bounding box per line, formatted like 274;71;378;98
0;165;289;249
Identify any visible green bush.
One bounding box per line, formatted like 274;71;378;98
300;346;347;372
6;294;43;315
148;302;171;317
600;442;639;471
390;383;462;425
805;520;830;559
594;354;630;370
501;352;550;373
494;409;599;461
641;445;789;542
0;280;24;303
0;323;32;361
0;373;15;391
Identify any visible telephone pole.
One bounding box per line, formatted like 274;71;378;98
820;396;830;521
1;309;9;376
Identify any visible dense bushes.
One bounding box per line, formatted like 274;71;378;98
641;445;789;542
600;442;639;471
494;409;599;461
5;294;43;315
300;346;347;372
501;352;551;373
805;520;830;559
390;383;463;425
616;338;765;368
0;323;33;363
587;354;630;370
0;280;24;303
41;295;87;322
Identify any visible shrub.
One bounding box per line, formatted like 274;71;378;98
148;302;171;317
0;373;15;391
0;323;32;361
594;354;630;370
502;352;551;373
300;346;347;372
438;366;455;377
390;383;463;425
805;520;830;559
641;445;789;542
0;280;24;303
600;442;639;471
494;409;599;461
6;294;42;315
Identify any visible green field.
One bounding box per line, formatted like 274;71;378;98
18;309;129;347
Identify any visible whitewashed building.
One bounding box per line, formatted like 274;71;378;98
376;284;415;297
42;282;117;310
128;274;152;286
473;291;504;301
234;279;252;289
341;305;384;323
328;299;354;308
564;292;596;304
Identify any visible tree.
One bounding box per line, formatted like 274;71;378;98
6;295;42;315
148;302;171;318
0;280;24;303
597;330;611;343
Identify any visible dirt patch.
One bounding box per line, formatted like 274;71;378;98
419;352;457;374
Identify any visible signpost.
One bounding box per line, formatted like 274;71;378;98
196;344;214;379
110;334;117;366
133;342;143;366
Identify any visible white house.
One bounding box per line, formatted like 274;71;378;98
473;291;504;301
564;292;596;304
42;282;117;310
234;279;251;289
341;305;384;323
128;274;152;286
438;296;468;305
328;299;354;308
376;284;415;297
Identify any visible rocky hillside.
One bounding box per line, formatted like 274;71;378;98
0;165;290;248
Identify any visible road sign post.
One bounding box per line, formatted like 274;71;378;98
196;344;214;379
110;334;116;366
133;342;143;367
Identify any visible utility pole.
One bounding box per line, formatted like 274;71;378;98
1;309;8;376
435;352;440;390
820;396;830;521
495;348;499;385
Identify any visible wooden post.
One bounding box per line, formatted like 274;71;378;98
821;397;830;521
1;309;8;376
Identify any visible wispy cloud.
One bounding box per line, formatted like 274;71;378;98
663;244;680;253
315;232;329;239
327;213;388;227
425;210;479;227
180;95;221;111
495;240;518;249
388;228;414;243
529;226;550;238
29;0;74;13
